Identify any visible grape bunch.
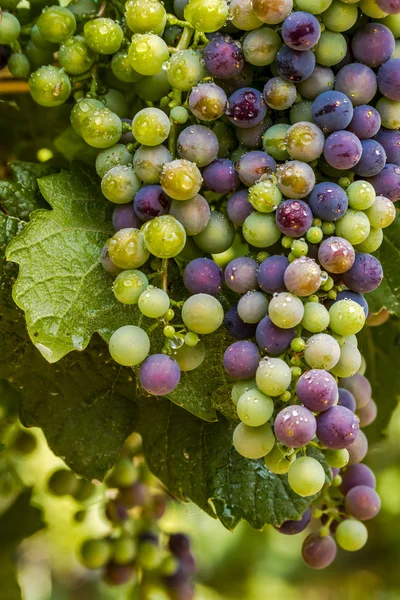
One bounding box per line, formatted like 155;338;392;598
2;0;399;573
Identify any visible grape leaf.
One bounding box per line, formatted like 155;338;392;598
0;162;52;220
53;127;98;165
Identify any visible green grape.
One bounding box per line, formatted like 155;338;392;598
242;212;281;248
73;479;96;502
263;124;290;161
346;333;358;347
354;227;383;253
137;542;161;569
248;180;282;213
268;292;304;329
184;0;228;32
132;108;171;146
134;70;172;102
160;159;202;201
101;165;141;203
128;33;169;76
113;536;137;565
322;1;358;32
290;100;314;125
58;35;94;75
295;0;333;12
288;456;326;497
36;6;76;43
170;106;189;124
360;0;387;17
358;354;367;376
12;430;37;454
315;31;347;66
365;196;396;229
336;520;368;551
99;89;129;118
325;448;349;469
96;144;133;178
233;422;275;459
346;181;376;211
171;340;206;371
142;216;185;258
335;209;370;245
229;0;263;30
322;221;335;235
193;211;235;254
24;40;53;69
213;121;237;158
0;0;19;9
181;293;224;335
330;339;361;378
138;286;170;318
377;97;400;130
81;539;112;569
237;388;274;427
184;331;199;346
292;239;308;258
243;27;281;67
329;299;366;336
291;337;306;352
126;0;167;34
109;457;137;487
0;12;20;44
392;40;400;59
383;13;400;37
84;18;124;54
111;50;143;83
29;66;71;107
302;302;330;333
107;228;150;269
231;378;257;406
81;108;122;149
30;24;57;51
264;444;293;474
70;98;104;136
113;270;149;304
8;53;30;79
256;357;292;397
166;49;205;92
108;325;150;366
48;468;79;496
133;144;172;184
304;333;341;370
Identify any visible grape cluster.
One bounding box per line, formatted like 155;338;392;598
3;0;399;572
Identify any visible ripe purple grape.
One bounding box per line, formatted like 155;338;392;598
276;46;316;83
378;58;400;103
257;255;288;294
112;203;143;230
274;405;317;448
334;64;377;107
318;236;355;274
275;507;311;535
342;253;383;294
275;199;313;237
340;373;371;409
307;182;348;221
345;485;381;521
225;305;257;340
374;128;400;164
368;163;400;202
340;463;376;495
203;36;244;80
316;405;359;449
281;12;320;51
227;189;253;226
337;388;356;413
177;125;219;167
235;151;276;187
324;130;362;171
351;23;395;68
183;258;223;295
226;87;267;129
223;340;261;379
256;316;295;354
225;257;258;294
202;158;240;194
376;0;400;12
312;91;353;132
348;430;368;465
139;354;181;395
357;398;377;428
133;185;169;221
302;533;337;569
296;369;338;413
347;105;381;140
353;140;387;177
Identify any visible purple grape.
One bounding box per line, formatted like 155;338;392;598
352;23;395;68
334;290;368;317
357;398;377;428
120;118;134;144
139;355;181;395
302;533;337;569
202;159;240;194
256;316;295;354
227;189;253;226
112;203;143;230
274;405;317;448
340;373;371;409
275;507;312;535
312;91;354;132
104;563;134;585
223;340;261;379
348;430;368;465
177;125;219;168
275;199;313;237
376;0;400;12
133;185;169;221
296;369;338;413
169;194;211;236
324;131;362;171
334;64;377;107
203;37;244;80
340;463;376;495
353;140;387;177
257;255;288;294
368;163;400;202
378;58;400;102
316;405;359;450
216;63;254;96
374;128;400;164
342;253;383;294
276;46;316;83
297;66;335;101
337;388;356;413
347;105;381;140
183;258;223;296
235;151;276;187
225;305;257;340
226;87;267;129
318;236;355;274
224;257;258;294
169;533;191;558
235;117;273;149
281;12;320;51
307;182;348;221
101;245;122;275
118;481;149;508
345;486;380;521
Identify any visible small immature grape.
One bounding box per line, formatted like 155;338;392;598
325;448;349;468
107;228;149;269
84;18;124;54
113;270;148;305
336;519;368;551
302;302;330;333
29;66;71;108
171;341;206;372
268;293;304;329
101;166;141;204
142;215;186;258
307;227;323;244
248;180;282;213
81;108;122;149
132;108;170;147
329;299;366;336
256;357;292;396
81;539;112;569
138;287;170;318
233;421;275;459
264;444;293;474
288;456;326;497
237;388;274;427
109;325;150;366
182;294;224;335
160;159;202;201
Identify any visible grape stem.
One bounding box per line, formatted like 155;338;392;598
177;25;194;50
161;258;168;294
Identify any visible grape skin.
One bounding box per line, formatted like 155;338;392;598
288;456;326;497
233;421;275;459
274;405;317;448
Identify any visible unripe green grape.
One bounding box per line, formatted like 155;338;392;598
164;308;175;321
233;422;275;459
99;89;128;119
36;6;76;43
358;354;367;376
325;448;349;469
243;28;281;67
295;0;333;12
268;293;304;329
133;145;172;184
346;181;376;211
81;538;112;569
383;13;400;37
182;293;224;335
126;0;167;34
128;33;169;76
264;444;293;474
336;520;368;551
291;337;306;352
315;31;347;66
107;228;150;269
288;456;326;497
329;299;366;336
304;333;341;370
8;53;30;79
113;270;148;304
229;0;263;30
346;333;358;347
365;196;396;229
354;227;383;253
58;35;94;75
256;357;292;396
112;536;137;565
48;468;79;496
171;340;206;371
138;286;170;318
84;18;124;54
134;69;171;102
248;180;282;213
330;339;361;378
101;166;141;204
193;211;235;254
263;124;290;161
30;24;56;51
184;0;228;32
132;108;171;146
137;542;161;569
111;51;143;83
109;325;150;366
81;108;122;149
142;215;186;258
290;100;313;125
29;66;71;107
184;331;199;347
335;209;370;245
231;379;257;406
292;239;308;257
160;159;202;201
281;236;293;249
242;212;281;248
166;49;205;92
96;144;133;178
237;389;274;427
170;106;189;124
24;40;53;69
377;97;400;130
70;98;104;136
163;325;175;338
360;0;387;17
322;221;335;236
322;0;358;31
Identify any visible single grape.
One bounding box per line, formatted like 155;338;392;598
340;373;371;409
302;533;337;569
132;108;170;147
133;145;172;185
288;456;326;497
113;270;148;304
352;23;395;68
238;291;268;324
322;0;358;32
203;159;240;194
248;180;282;213
330;339;362;378
84;18;123;54
183;258;222;296
336;519;368;551
29;66;71;107
233;421;275;459
275;199;313;237
285;122;325;162
335;210;370;245
263;77;297;112
125;0;166;34
134;70;171;101
137;286;170;318
101;246;122;275
274;405;317;448
316;405;360;449
171;341;206;372
263;123;290;161
133;185;169;221
188;82;227;121
140;355;180;395
160;159;202;201
182;294;224;335
177;125;218;168
109;325;150;366
297;66;335;101
252;0;293;24
296;369;338;413
170;194;210;236
340;463;376;495
256;357;292;396
276;46;316;82
142;215;186;258
346;181;376;212
315;30;347;66
224;257;258;294
81;539;112;569
304;333;341;370
203;36;244;78
282;11;320;50
128;33;169;75
223;341;261;379
111;50;142;83
184;0;228;32
325;448;349;469
324;130;363;171
275;508;312;535
302;303;330;333
231;378;257;406
312;90;353;132
353;140;387;178
242;27;281;66
342;253;383;294
101;166;141;204
7;53;30;79
268;293;304;329
194;211;235;254
347;430;368;465
345;486;381;521
357;398;377;428
347;105;381;139
107;228;149;269
96;144;133;179
335;63;378;107
237;388;274;426
377;98;400;130
257;255;288;294
364;195;396;229
70;98;104;136
284;257;321;297
81;108;122;149
374;128;400;163
318;237;355;274
166;49;205;91
256;316;295;354
338;388;356;413
368;163;400;202
36;6;75;43
227;189;254;226
226;87;267;129
236;151;276;187
264;444;293;474
308;182;348;222
58;35;94;75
